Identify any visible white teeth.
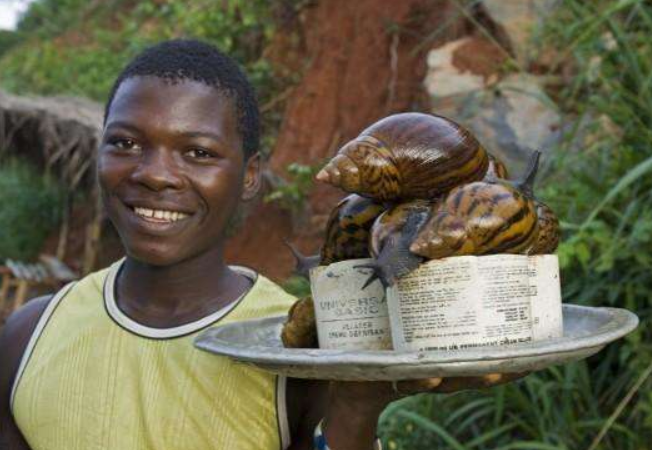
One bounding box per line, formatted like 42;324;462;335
133;207;189;223
136;208;154;217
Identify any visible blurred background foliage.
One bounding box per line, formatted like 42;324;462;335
0;159;64;261
0;0;302;153
378;2;652;449
0;0;650;448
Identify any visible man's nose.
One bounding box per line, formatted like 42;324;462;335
130;148;184;191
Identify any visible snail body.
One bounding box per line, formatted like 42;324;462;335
527;201;560;254
410;152;541;260
320;194;386;265
316;113;489;201
357;200;433;288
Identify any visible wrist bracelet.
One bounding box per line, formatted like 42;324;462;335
314;419;382;450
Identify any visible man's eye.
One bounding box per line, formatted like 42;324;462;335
111;138;140;151
186;148;214;159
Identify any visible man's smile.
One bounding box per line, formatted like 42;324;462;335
117;198;197;234
133;206;189;223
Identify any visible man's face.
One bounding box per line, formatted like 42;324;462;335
98;76;259;266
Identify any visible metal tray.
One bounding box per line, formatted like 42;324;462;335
194;304;638;381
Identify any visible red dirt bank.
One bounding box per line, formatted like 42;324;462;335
225;0;473;281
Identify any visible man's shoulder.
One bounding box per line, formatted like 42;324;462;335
2;295;53;351
2;294;54;339
0;295;53;402
0;264;116;388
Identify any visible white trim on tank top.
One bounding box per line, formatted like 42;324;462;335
10;281;76;412
103;258;259;339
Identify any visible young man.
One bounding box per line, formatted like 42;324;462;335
0;40;521;450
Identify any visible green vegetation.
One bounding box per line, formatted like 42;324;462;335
282;275;311;298
0;0;299;153
379;1;652;448
0;159;64;261
0;30;23;58
264;163;322;217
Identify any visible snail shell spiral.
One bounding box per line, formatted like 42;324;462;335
527;201;560;255
281;296;318;348
316;113;489;201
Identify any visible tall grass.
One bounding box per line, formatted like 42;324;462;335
379;1;652;448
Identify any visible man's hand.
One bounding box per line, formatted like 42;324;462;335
321;373;528;450
388;372;529;396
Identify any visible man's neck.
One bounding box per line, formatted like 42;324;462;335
115;245;252;328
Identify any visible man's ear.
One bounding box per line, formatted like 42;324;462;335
242;152;262;201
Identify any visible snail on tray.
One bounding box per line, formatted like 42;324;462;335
315;113;489;201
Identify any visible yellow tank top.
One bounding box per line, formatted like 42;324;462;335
11;259;296;450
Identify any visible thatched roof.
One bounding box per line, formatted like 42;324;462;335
0;89;103;190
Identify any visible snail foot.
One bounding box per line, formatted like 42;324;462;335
354;262;393;290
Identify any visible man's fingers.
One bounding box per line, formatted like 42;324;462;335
394;377;443;396
483;373;503;385
391;372;530;397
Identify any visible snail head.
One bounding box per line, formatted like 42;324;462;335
283;240;320;279
513;150;541;199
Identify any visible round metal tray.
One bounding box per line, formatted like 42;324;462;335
194;304;638;381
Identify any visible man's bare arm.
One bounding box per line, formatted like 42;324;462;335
286;378;329;450
0;296;52;450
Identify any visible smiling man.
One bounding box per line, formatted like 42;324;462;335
0;39;520;450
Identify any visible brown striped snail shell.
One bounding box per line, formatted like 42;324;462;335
286;195;385;277
410;152;541;259
320;194;386;265
527;201;560;255
357;199;433;288
315;113;489;201
281;296;318;348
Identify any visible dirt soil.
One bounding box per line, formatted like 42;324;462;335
224;0;474;281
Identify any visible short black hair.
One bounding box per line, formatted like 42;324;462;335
104;39;260;159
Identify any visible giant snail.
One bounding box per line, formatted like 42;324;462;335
357;151;549;288
320;194;386;264
410;151;542;260
286;194;386;278
315;113;490;202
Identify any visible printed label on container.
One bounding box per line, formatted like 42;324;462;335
386;254;563;351
310;259;392;350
